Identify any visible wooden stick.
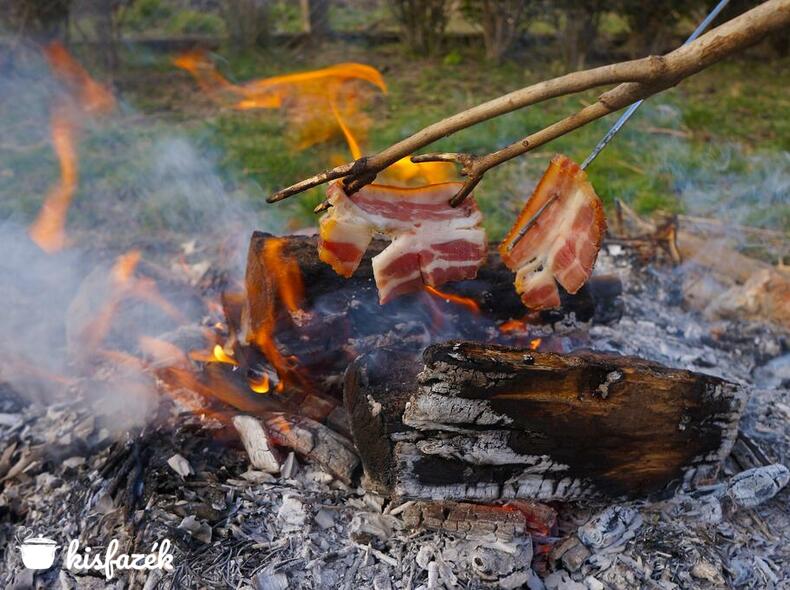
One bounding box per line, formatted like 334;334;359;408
267;0;790;205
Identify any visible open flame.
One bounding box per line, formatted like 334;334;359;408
28;42;115;253
424;285;481;315
247;237;310;394
175;51;453;184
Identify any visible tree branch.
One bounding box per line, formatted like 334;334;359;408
267;0;790;206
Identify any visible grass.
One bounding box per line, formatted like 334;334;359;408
1;37;787;249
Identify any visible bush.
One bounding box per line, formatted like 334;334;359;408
391;0;450;56
616;0;704;57
123;0;173;33
166;10;226;36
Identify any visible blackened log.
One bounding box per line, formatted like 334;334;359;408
244;232;622;330
344;342;744;502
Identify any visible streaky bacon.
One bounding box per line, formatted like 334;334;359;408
499;154;606;310
319;181;487;304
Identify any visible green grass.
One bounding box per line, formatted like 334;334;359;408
2;39;788;249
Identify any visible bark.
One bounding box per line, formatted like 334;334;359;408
344;341;744;501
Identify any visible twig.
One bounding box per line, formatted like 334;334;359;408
267;0;790;206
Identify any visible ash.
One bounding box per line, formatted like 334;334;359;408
1;245;788;590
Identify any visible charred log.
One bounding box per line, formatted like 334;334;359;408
241;232;623;395
244;232;621;328
345;342;744;502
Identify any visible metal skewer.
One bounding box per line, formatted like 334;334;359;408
580;0;731;170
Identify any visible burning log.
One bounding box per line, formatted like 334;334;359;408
242;232;622;384
344;342;744;502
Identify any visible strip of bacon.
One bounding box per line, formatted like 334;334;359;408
499;155;606;310
319;181;487;304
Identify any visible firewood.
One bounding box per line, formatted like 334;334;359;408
263;412;359;484
401;499;557;541
232;415;282;474
344;342;744;502
242;232;622;381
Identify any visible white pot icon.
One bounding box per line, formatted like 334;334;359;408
19;537;58;569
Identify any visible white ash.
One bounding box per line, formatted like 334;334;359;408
1;247;789;589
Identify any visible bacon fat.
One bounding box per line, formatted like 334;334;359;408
499;155;606;310
318;181;487;304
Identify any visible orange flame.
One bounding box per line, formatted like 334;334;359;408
175;51;454;184
28;42;115;253
424;285;481;315
175;51;385;153
77;250;185;359
248;373;271;394
247;238;308;393
28;109;79;253
529;338;542;350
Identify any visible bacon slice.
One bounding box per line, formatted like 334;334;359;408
498;155;606;310
319;181;487;304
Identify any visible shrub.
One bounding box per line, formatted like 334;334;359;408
391;0;450;56
166;10;226;36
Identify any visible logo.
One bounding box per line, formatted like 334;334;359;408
17;528;174;579
19;535;58;570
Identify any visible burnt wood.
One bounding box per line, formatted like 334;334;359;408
244;232;622;328
344;342;744;502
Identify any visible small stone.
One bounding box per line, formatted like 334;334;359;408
314;508;335;530
62;456;85;469
167;453;193;478
691;560;725;585
254;572;288;590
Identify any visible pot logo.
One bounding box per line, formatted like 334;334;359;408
17;530;58;570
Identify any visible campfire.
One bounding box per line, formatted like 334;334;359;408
1;2;789;589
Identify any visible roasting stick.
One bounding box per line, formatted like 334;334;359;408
503;0;734;242
267;0;790;208
580;0;731;171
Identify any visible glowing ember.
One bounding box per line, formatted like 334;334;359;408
212;344;238;366
248;373;271;394
28;42;115;253
424;285;481;315
529;338;542;350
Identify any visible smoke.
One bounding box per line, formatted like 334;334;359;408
0;42;281;433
